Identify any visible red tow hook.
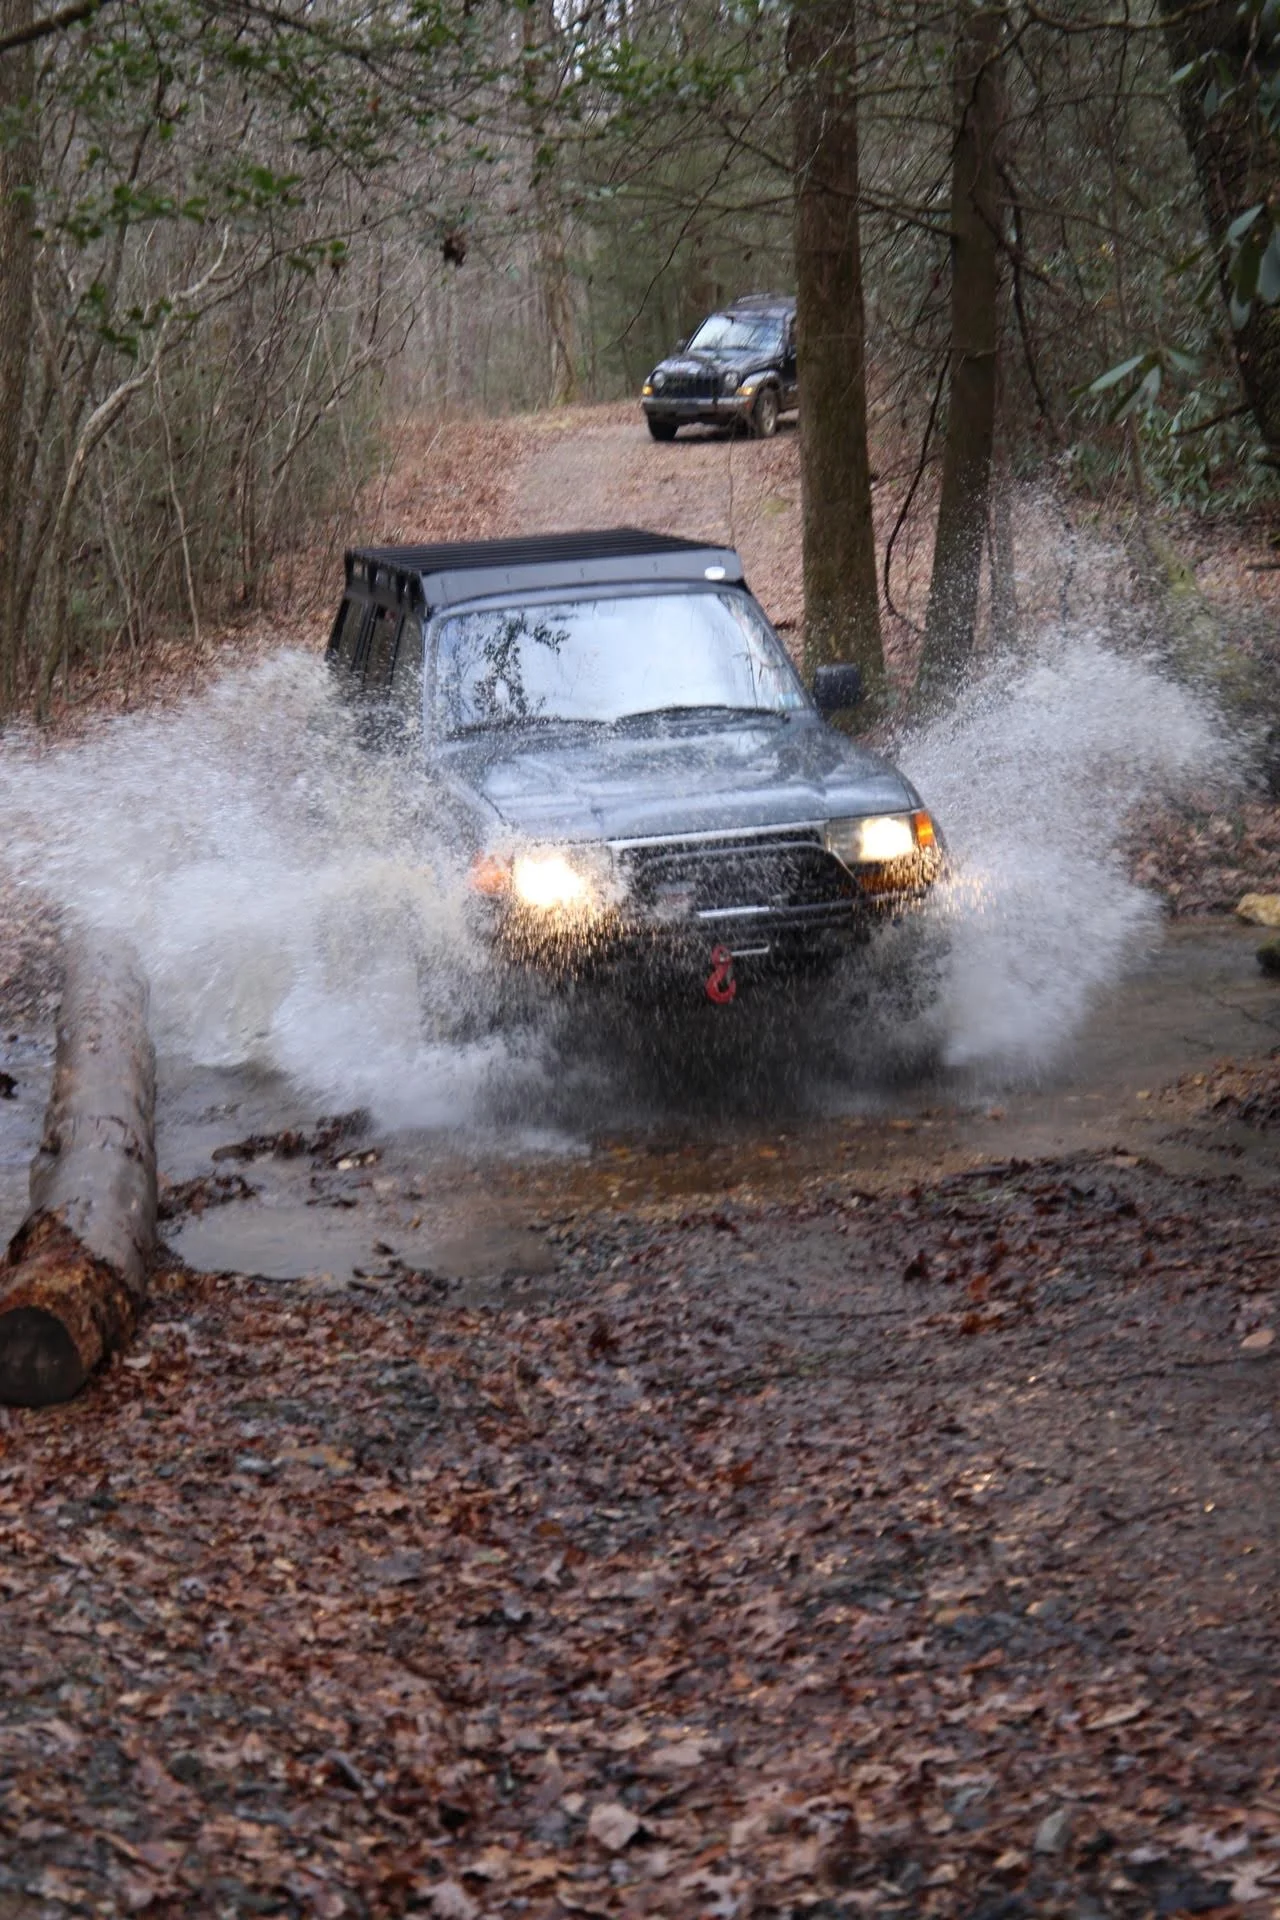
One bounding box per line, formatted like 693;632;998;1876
705;944;737;1004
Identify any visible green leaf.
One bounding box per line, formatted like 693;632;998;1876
1230;229;1264;298
1086;352;1149;396
1112;363;1162;423
1226;204;1264;245
1257;226;1280;302
1102;380;1142;422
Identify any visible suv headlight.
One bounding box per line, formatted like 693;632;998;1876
514;850;595;911
825;811;938;866
469;844;617;916
653;370;666;390
722;368;740;394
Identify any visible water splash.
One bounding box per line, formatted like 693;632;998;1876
0;634;1234;1130
898;634;1232;1074
0;653;527;1129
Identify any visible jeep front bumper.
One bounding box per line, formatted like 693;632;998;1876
640;393;755;425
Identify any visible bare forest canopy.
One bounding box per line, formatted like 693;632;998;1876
0;0;1278;719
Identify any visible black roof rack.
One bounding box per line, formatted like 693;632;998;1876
726;292;794;311
344;527;745;612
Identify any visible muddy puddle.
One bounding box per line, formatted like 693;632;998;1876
2;911;1276;1291
123;915;1279;1287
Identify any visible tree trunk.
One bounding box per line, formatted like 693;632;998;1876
990;360;1018;650
0;939;156;1406
0;0;35;713
917;5;1003;712
523;0;577;408
1158;0;1280;457
790;0;883;712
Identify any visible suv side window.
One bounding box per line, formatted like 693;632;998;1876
363;604;403;694
329;596;365;672
391;616;424;714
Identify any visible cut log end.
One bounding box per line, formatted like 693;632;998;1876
0;1305;88;1406
0;935;157;1405
0;1223;133;1404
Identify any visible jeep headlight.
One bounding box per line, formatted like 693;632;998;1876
653;370;666;390
722;368;740;394
825;811;937;866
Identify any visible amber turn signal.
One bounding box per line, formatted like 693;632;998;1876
912;810;936;850
468;852;511;896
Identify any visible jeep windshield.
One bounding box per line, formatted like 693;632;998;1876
434;590;807;737
686;313;784;355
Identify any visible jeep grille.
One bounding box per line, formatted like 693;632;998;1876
661;372;721;402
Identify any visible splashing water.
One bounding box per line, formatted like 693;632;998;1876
0;653;525;1129
898;634;1233;1074
0;634;1232;1129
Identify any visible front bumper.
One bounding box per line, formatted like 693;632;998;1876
641;393;755;427
484;872;942;998
469;822;944;1000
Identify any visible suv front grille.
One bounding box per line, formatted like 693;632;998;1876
660;372;720;402
615;827;858;922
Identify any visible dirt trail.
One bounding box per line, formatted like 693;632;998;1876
509;405;806;638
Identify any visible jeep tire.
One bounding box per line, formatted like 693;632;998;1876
647;416;678;442
749;385;780;439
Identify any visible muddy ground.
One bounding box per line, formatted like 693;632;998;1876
1;1058;1278;1919
2;411;1280;1918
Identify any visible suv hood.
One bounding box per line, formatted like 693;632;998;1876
445;715;918;845
652;344;777;382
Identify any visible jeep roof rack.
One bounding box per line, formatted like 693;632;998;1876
726;292;794;310
344;527;745;612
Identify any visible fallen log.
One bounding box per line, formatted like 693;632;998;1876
0;939;156;1406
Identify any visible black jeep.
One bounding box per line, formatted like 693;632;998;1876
641;294;797;441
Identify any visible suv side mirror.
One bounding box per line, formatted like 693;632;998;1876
812;663;863;713
675;337;687;351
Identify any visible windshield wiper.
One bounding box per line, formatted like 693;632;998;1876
448;706;791;739
612;704;791;730
447;714;611;739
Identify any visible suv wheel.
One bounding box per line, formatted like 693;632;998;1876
749;385;779;439
647;416;678;442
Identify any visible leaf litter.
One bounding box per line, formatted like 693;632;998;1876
1;1144;1278;1917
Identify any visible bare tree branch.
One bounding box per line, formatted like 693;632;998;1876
0;0;115;59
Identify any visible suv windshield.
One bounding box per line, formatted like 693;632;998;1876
434;590;806;736
687;312;784;355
